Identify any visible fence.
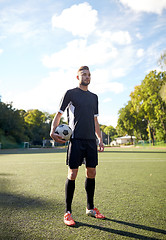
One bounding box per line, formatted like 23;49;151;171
135;140;166;147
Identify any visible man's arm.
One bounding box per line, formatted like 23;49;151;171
94;117;104;152
50;112;66;143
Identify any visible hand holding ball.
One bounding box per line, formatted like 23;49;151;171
55;124;72;141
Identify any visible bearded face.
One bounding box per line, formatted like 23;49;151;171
77;69;91;87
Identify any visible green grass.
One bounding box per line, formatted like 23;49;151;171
0;147;166;240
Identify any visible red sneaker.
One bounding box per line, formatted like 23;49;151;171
86;208;105;219
64;212;76;226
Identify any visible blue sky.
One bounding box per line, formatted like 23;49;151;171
0;0;166;127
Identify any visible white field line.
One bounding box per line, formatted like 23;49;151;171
100;157;165;159
99;160;166;162
13;159;166;164
1;157;166;164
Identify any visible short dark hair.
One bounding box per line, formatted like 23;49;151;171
77;66;89;73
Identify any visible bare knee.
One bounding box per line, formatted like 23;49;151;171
86;168;96;178
68;168;78;180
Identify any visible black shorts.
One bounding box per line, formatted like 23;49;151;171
66;139;98;169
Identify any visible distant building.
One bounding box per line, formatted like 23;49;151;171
111;135;136;146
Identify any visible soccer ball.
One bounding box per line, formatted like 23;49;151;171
55;124;72;141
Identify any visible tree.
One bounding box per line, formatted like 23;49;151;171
130;85;149;141
158;50;166;71
158;50;166;103
0;99;67;148
24;109;50;145
130;71;166;144
103;125;117;145
0;102;27;146
23;110;66;145
117;101;136;142
160;83;166;103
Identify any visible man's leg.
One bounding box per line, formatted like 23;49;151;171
65;168;78;213
85;168;96;210
64;168;78;226
85;167;105;219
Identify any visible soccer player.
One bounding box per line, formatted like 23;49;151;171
50;66;105;226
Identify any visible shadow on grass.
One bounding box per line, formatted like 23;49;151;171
0;192;47;208
0;173;62;209
0;222;28;240
107;219;166;235
0;173;15;176
0;191;60;240
109;219;166;235
75;220;162;240
0;173;63;240
0;174;45;208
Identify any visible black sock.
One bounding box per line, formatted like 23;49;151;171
65;178;75;213
85;178;95;210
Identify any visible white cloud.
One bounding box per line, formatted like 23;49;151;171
0;4;47;39
144;41;163;71
136;33;143;40
52;2;98;37
120;0;166;14
90;80;124;94
0;49;3;54
9;21;31;34
110;31;132;45
110;67;127;78
97;30;132;45
107;45;137;78
0;35;7;41
42;38;118;69
106;82;124;94
103;98;112;103
8;21;41;39
11;70;77;113
137;48;144;57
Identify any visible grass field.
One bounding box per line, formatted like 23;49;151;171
0;147;166;240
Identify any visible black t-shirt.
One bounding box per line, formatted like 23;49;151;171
59;87;98;139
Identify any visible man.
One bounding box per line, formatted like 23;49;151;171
50;66;105;226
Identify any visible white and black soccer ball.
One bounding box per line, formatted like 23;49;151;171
55;124;72;141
